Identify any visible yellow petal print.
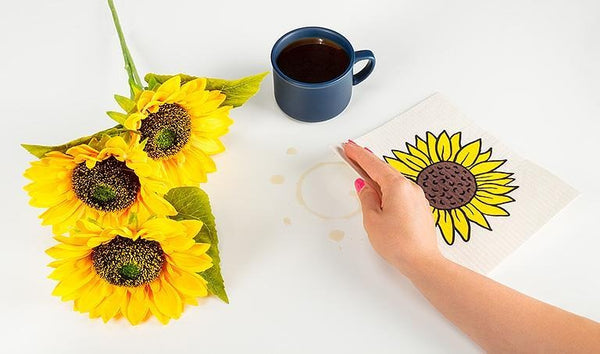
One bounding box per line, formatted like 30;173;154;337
416;136;429;156
454;139;481;167
437;210;455;245
474;148;492;164
384;156;420;177
385;131;517;245
461;203;491;230
475;190;515;205
436;131;452;161
477;183;518;194
406;143;431;165
470;160;505;175
477;178;515;187
471;197;510;216
475;172;513;182
452;208;471;242
448;132;462;161
426;132;440;163
392;150;427;170
432;208;440;224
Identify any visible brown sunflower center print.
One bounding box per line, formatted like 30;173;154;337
383;131;518;245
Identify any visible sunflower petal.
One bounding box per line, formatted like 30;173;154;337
471;197;510;216
415;136;429;156
476;172;513;182
474;148;492;164
126;287;150;325
437;210;455;245
166;265;208;297
426;132;440;163
436;131;452;161
451;208;470;242
52;266;95;298
470;160;506;175
475;190;515;205
454;139;481;167
477;183;518;194
153;278;183;319
461;204;491;230
96;283;125;322
392;150;427;170
384;156;420;177
448;132;461;161
406;143;431;165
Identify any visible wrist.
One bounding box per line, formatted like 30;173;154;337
393;251;447;281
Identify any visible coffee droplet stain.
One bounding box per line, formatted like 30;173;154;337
270;175;285;184
283;217;292;226
329;229;345;242
286;147;298;155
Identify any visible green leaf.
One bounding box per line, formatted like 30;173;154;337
21;125;124;158
114;94;136;112
164;186;229;303
144;72;268;107
106;111;127;124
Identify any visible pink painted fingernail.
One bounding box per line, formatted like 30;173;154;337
364;147;373;153
347;139;357;145
354;178;365;193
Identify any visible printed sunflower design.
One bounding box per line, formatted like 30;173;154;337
384;131;517;245
46;217;212;325
24;136;176;233
120;75;233;187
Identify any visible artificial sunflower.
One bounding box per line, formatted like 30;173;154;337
384;130;518;245
24;136;176;233
46;217;212;325
118;75;233;187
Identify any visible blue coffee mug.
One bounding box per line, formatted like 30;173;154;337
271;26;375;122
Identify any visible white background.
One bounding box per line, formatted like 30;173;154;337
1;0;599;353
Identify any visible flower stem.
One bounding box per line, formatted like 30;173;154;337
108;0;142;97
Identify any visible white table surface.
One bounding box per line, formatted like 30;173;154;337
1;0;599;353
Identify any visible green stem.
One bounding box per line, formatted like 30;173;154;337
108;0;142;97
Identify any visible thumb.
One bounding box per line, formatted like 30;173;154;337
355;178;381;214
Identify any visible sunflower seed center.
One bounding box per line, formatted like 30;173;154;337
140;103;191;159
71;156;141;212
416;161;477;210
92;236;165;287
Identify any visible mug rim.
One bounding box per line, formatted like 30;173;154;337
270;26;355;88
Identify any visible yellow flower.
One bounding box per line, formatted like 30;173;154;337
121;76;233;187
24;136;176;233
46;217;212;325
384;131;518;245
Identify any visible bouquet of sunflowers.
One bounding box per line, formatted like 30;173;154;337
22;0;266;325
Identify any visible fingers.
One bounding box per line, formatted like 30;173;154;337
343;141;409;187
355;178;381;214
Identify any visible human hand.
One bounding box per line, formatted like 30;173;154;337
343;141;443;276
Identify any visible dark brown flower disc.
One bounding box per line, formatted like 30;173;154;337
416;161;477;210
71;156;141;212
92;236;165;287
139;103;191;159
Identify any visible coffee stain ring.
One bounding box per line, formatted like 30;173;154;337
296;162;361;220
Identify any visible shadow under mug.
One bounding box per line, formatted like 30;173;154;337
271;26;375;122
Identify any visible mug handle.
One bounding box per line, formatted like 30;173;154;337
352;50;376;85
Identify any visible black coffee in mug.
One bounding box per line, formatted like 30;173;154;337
276;38;350;83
